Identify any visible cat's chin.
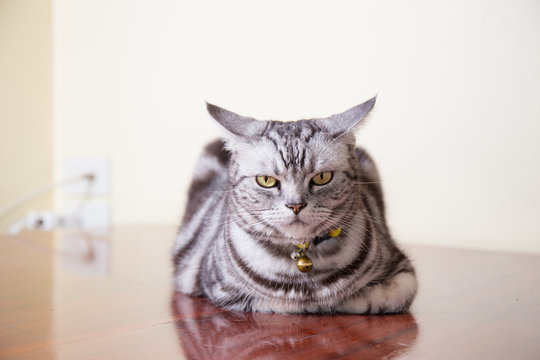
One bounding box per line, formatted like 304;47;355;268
280;221;317;242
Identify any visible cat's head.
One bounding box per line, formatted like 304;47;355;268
207;97;376;242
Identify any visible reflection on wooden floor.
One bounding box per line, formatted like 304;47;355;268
171;292;418;359
2;226;540;360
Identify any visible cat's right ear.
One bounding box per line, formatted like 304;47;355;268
206;102;266;138
315;96;377;136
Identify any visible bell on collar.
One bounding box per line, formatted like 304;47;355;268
296;255;313;272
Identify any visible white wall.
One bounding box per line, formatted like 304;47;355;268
54;0;540;253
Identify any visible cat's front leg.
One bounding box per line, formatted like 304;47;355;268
336;271;417;314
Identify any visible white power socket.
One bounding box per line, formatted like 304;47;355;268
63;157;109;195
62;157;110;232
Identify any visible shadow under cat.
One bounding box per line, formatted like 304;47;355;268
170;292;418;360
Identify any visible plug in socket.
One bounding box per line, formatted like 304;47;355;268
63;157;109;195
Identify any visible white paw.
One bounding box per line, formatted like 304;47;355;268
337;271;417;314
336;296;370;314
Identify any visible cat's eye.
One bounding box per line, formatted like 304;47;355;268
311;172;333;186
256;175;278;188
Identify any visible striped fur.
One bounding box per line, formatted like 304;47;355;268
173;98;417;314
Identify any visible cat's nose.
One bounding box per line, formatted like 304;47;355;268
285;203;306;214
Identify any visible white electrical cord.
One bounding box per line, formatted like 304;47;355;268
0;173;95;234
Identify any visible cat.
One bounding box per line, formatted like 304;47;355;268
173;97;417;314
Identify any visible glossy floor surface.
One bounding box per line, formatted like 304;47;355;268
1;227;539;359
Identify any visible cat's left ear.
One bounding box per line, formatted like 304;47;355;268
316;96;376;136
206;102;266;138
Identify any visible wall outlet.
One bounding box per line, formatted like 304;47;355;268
63;157;109;195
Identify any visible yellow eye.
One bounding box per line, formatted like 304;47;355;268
311;172;333;185
256;175;278;188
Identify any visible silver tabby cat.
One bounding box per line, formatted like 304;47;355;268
173;97;417;314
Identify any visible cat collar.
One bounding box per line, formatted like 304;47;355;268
291;227;341;273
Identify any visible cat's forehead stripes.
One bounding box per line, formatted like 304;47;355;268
266;120;320;139
261;120;321;172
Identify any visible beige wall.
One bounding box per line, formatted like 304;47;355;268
53;0;540;253
0;0;53;231
0;0;54;351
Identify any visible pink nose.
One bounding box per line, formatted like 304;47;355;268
285;203;306;214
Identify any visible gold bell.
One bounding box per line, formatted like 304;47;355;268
296;255;313;273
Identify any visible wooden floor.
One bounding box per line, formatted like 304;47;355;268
1;226;539;359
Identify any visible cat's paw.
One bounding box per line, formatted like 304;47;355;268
335;296;370;314
337;271;417;314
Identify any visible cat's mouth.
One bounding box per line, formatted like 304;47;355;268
289;218;306;225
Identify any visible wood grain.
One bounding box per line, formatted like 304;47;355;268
1;226;539;359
